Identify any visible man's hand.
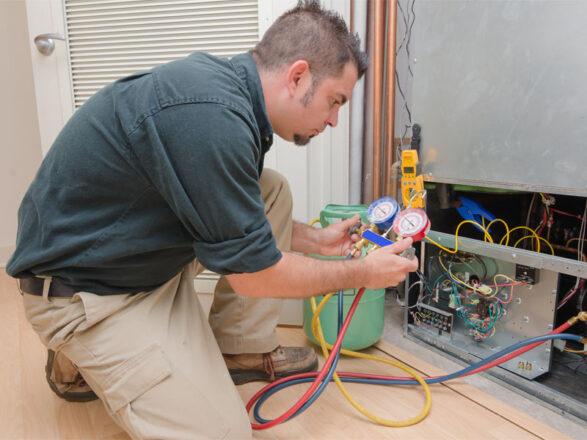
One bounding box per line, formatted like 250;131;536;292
317;214;362;257
361;237;419;288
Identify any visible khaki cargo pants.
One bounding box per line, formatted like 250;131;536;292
22;169;292;439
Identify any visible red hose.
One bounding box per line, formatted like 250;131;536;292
247;319;574;421
248;288;366;430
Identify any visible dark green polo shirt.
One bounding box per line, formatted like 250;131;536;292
7;52;282;294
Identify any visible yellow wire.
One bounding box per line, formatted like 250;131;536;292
513;235;555;255
485;218;510;243
437;254;489;293
310;294;432;427
499;226;541;252
563;348;586;354
491;273;517;301
424;219;493;254
307;217;431;427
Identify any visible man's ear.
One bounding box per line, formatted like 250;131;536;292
286;60;310;97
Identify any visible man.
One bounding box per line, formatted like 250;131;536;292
8;1;418;438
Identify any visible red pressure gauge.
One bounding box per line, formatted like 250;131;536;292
392;208;430;241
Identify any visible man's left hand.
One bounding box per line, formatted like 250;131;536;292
317;214;362;257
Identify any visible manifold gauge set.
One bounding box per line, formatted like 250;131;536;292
355;196;430;253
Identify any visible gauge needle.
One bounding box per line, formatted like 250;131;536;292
406;218;415;227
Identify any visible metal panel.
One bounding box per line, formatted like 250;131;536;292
411;1;587;197
426;231;587;279
406;236;563;380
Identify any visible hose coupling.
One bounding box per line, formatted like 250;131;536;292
567;311;587;326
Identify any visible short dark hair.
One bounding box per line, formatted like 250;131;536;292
252;0;368;83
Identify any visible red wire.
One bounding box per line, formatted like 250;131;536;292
248;287;366;430
551;208;583;221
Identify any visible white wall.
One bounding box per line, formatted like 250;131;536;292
0;0;43;266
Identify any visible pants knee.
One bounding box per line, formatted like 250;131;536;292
260;168;292;212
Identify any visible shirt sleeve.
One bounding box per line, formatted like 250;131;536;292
127;102;282;275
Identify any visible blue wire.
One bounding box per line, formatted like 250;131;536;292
252;333;581;422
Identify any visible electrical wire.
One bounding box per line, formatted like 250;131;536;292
513;235;555;255
499;225;543;251
424;218;554;258
563;348;586;354
485;218;510;241
424;219;494;254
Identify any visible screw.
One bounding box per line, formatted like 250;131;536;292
523;316;530;323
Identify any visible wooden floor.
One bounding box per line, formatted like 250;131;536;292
1;271;570;439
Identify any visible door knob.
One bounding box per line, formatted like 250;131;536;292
34;33;65;56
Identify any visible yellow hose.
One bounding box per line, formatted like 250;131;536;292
307;218;431;427
309;294;432;427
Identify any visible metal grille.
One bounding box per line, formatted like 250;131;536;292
64;0;259;107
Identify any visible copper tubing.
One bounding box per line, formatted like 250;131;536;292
372;0;386;200
384;0;398;198
361;0;375;203
551;245;587;262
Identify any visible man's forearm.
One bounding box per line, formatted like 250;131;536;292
291;220;320;254
226;252;366;298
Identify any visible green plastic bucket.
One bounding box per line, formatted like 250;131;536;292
303;204;385;350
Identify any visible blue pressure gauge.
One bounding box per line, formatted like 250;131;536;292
367;196;400;231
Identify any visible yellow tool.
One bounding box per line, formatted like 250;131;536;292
400;149;425;208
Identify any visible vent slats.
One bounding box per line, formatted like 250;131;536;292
65;0;259;107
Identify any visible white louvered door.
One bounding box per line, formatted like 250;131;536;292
65;0;259;108
26;0;262;152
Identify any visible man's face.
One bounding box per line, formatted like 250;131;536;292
288;62;358;146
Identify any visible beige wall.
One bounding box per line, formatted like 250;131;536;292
0;1;42;266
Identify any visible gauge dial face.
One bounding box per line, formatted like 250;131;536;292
367;197;399;225
393;208;429;238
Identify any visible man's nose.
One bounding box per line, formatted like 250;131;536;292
326;109;339;128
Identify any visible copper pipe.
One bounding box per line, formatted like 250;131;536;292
384;0;398;198
552;245;587;262
361;0;375;203
372;0;386;200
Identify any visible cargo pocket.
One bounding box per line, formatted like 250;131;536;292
101;343;171;413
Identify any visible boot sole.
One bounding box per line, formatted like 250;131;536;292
229;358;319;385
45;350;99;403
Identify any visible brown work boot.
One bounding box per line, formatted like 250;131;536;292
45;349;98;402
223;346;318;385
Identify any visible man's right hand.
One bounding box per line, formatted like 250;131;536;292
361;237;419;288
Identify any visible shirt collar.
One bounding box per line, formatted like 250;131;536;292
230;52;274;153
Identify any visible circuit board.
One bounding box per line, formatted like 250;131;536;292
407;242;558;380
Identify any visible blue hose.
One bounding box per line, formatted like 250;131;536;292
253;332;581;423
